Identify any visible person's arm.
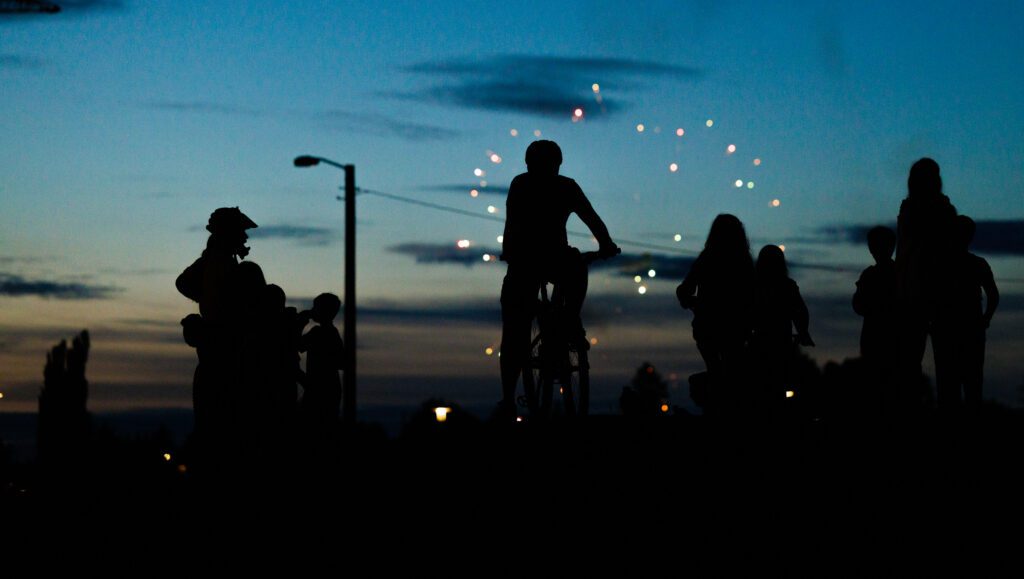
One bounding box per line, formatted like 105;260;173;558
981;259;999;329
852;269;869;316
572;181;617;255
791;280;814;346
676;257;701;309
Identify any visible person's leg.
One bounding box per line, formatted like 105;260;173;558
963;330;985;410
499;268;536;409
932;329;960;411
558;250;589;346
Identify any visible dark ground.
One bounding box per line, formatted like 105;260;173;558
2;407;1023;573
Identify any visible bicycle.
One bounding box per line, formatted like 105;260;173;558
517;249;618;419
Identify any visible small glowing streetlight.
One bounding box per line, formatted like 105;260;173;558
162;453;172;462
785;390;795;399
434;407;451;423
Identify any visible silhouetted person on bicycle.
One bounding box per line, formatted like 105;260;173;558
676;214;754;413
499;140;619;418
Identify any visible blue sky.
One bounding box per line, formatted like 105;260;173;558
1;0;1022;413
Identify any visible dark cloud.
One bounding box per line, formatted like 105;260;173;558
394;55;701;118
0;1;122;18
419;184;509;196
0;272;120;299
594;252;698;280
248;223;337;246
389;243;502;267
817;220;1024;256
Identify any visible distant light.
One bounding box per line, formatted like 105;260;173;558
485;347;494;356
533;129;542;137
516;416;523;423
646;366;655;374
482;254;492;262
648;269;656;278
592;83;600;92
510;129;519;137
487;205;497;214
778;244;786;252
480;180;487;187
676;128;685;137
162;453;172;462
559;387;564;395
669;163;678;173
638;286;647;295
727;144;736;154
496;235;504;243
636;124;645;133
735;180;744;188
747;181;755;189
673;234;682;242
474;168;484;177
177;464;188;474
753;158;762;166
434;407;451;423
573;108;584;118
470;189;479;198
634;275;642;283
785;390;795;399
590;337;598;346
771;199;781;207
457;239;471;248
0;392;4;400
490;153;502;163
660;404;669;413
706;119;714;127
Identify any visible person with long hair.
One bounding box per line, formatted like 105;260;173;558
677;214;755;411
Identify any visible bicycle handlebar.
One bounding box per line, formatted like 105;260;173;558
580;246;621;265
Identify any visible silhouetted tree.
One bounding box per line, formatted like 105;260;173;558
620;362;670;417
37;330;91;465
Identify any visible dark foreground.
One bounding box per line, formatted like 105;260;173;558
3;409;1024;573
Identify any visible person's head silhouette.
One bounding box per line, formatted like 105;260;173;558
867;226;896;263
756;244;788;280
705;213;750;257
907;158;942;200
206;207;258;259
954;214;976;251
525;140;562;176
312;293;341;325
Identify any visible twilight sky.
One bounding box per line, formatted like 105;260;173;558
1;0;1022;414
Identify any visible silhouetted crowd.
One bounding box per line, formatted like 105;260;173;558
176;208;345;467
676;158;998;417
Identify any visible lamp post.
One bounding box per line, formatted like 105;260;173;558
293;155;356;426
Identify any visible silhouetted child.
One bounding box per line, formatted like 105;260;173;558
932;216;999;411
751;245;813;407
853;226;899;414
300;293;345;432
677;214;755;411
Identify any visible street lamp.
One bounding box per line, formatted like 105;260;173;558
294;154;357;427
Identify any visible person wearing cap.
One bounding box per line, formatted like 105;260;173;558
177;207;258;463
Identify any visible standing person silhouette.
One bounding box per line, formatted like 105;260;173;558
853;226;899;416
176;207;258;462
300;293;345;434
751;244;813;410
498;140;619;419
933;216;999;411
676;214;755;413
894;159;957;409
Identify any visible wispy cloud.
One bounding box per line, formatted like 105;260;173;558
146;100;460;142
316;110;461;141
247;223;337;246
0;272;120;299
419;184;509;196
0;0;122;19
0;53;44;68
393;55;702;118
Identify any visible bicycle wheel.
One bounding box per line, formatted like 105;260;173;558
560;347;589;417
520;317;553;418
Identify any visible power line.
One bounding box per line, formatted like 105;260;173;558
358;187;700;256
